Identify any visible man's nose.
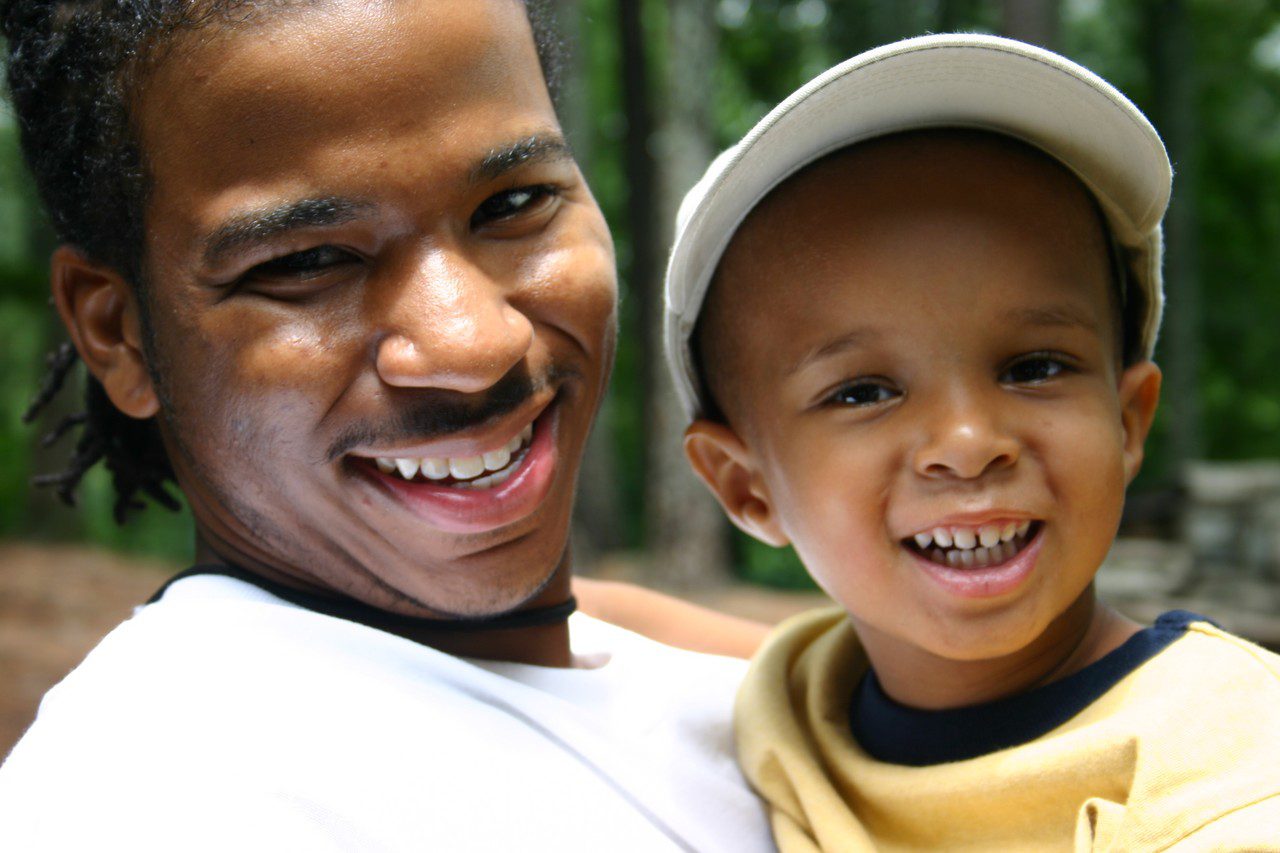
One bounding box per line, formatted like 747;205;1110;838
912;390;1020;481
373;251;534;393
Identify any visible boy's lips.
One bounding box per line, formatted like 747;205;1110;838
351;399;561;534
903;519;1045;599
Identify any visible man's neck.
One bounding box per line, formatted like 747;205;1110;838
856;588;1142;710
190;537;578;667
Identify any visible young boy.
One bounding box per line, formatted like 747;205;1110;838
665;34;1280;850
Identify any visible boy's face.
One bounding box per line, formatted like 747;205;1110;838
688;133;1160;664
87;0;617;617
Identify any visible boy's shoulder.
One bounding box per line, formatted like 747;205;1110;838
1112;610;1280;710
1084;613;1280;849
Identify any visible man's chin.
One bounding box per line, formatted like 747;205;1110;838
396;561;566;621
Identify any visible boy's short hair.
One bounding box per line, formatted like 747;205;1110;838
663;34;1172;421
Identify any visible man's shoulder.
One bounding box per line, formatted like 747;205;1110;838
0;577;769;853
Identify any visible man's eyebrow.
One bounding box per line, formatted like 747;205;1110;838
472;134;574;185
202;197;373;266
787;329;879;377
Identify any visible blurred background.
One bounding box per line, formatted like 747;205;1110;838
3;0;1280;753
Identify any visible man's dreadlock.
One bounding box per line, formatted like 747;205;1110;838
3;0;563;524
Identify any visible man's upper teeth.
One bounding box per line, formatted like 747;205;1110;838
375;424;533;482
912;520;1032;551
449;455;486;480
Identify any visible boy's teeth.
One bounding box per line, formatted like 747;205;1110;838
909;521;1037;569
375;458;396;474
395;457;420;479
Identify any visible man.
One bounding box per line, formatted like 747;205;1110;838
0;0;770;848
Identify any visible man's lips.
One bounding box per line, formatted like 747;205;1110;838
352;399;561;535
367;422;534;489
348;393;553;464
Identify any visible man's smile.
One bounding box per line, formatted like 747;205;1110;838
350;397;562;536
371;422;534;489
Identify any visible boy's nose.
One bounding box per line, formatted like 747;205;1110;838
373;251;534;393
912;396;1020;481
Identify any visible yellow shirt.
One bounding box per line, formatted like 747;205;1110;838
736;608;1280;852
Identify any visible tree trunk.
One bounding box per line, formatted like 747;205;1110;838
642;0;730;589
1143;0;1203;471
1001;0;1061;49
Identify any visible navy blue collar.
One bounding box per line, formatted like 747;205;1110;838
850;610;1210;766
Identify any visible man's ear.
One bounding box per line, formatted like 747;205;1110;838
1117;359;1162;485
50;246;159;419
683;419;788;547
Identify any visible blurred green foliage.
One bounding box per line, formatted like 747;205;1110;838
3;1;1280;587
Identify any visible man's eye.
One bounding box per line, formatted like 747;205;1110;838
471;185;559;228
1002;355;1068;384
246;246;359;281
829;381;898;407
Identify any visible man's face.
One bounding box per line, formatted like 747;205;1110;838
700;133;1157;664
133;0;616;617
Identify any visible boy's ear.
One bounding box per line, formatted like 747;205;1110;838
1117;359;1162;485
50;246;160;420
683;419;789;547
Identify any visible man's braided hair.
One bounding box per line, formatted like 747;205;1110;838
2;0;563;523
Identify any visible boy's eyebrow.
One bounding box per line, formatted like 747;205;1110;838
787;330;879;376
471;134;574;185
1002;304;1100;331
202;197;372;266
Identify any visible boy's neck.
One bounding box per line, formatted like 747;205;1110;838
856;589;1142;711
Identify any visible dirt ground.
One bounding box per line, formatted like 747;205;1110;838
0;541;831;759
0;543;176;759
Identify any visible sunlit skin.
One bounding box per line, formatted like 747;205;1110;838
685;132;1162;708
51;0;616;666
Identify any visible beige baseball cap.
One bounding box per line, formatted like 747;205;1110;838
663;33;1171;419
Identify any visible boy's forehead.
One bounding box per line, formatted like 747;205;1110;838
719;130;1110;295
703;130;1115;394
744;131;1100;238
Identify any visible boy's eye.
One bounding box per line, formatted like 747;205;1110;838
471;184;560;229
1002;354;1068;385
828;380;899;407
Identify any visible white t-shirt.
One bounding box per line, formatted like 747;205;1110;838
0;575;772;852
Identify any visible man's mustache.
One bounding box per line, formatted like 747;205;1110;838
325;364;569;462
